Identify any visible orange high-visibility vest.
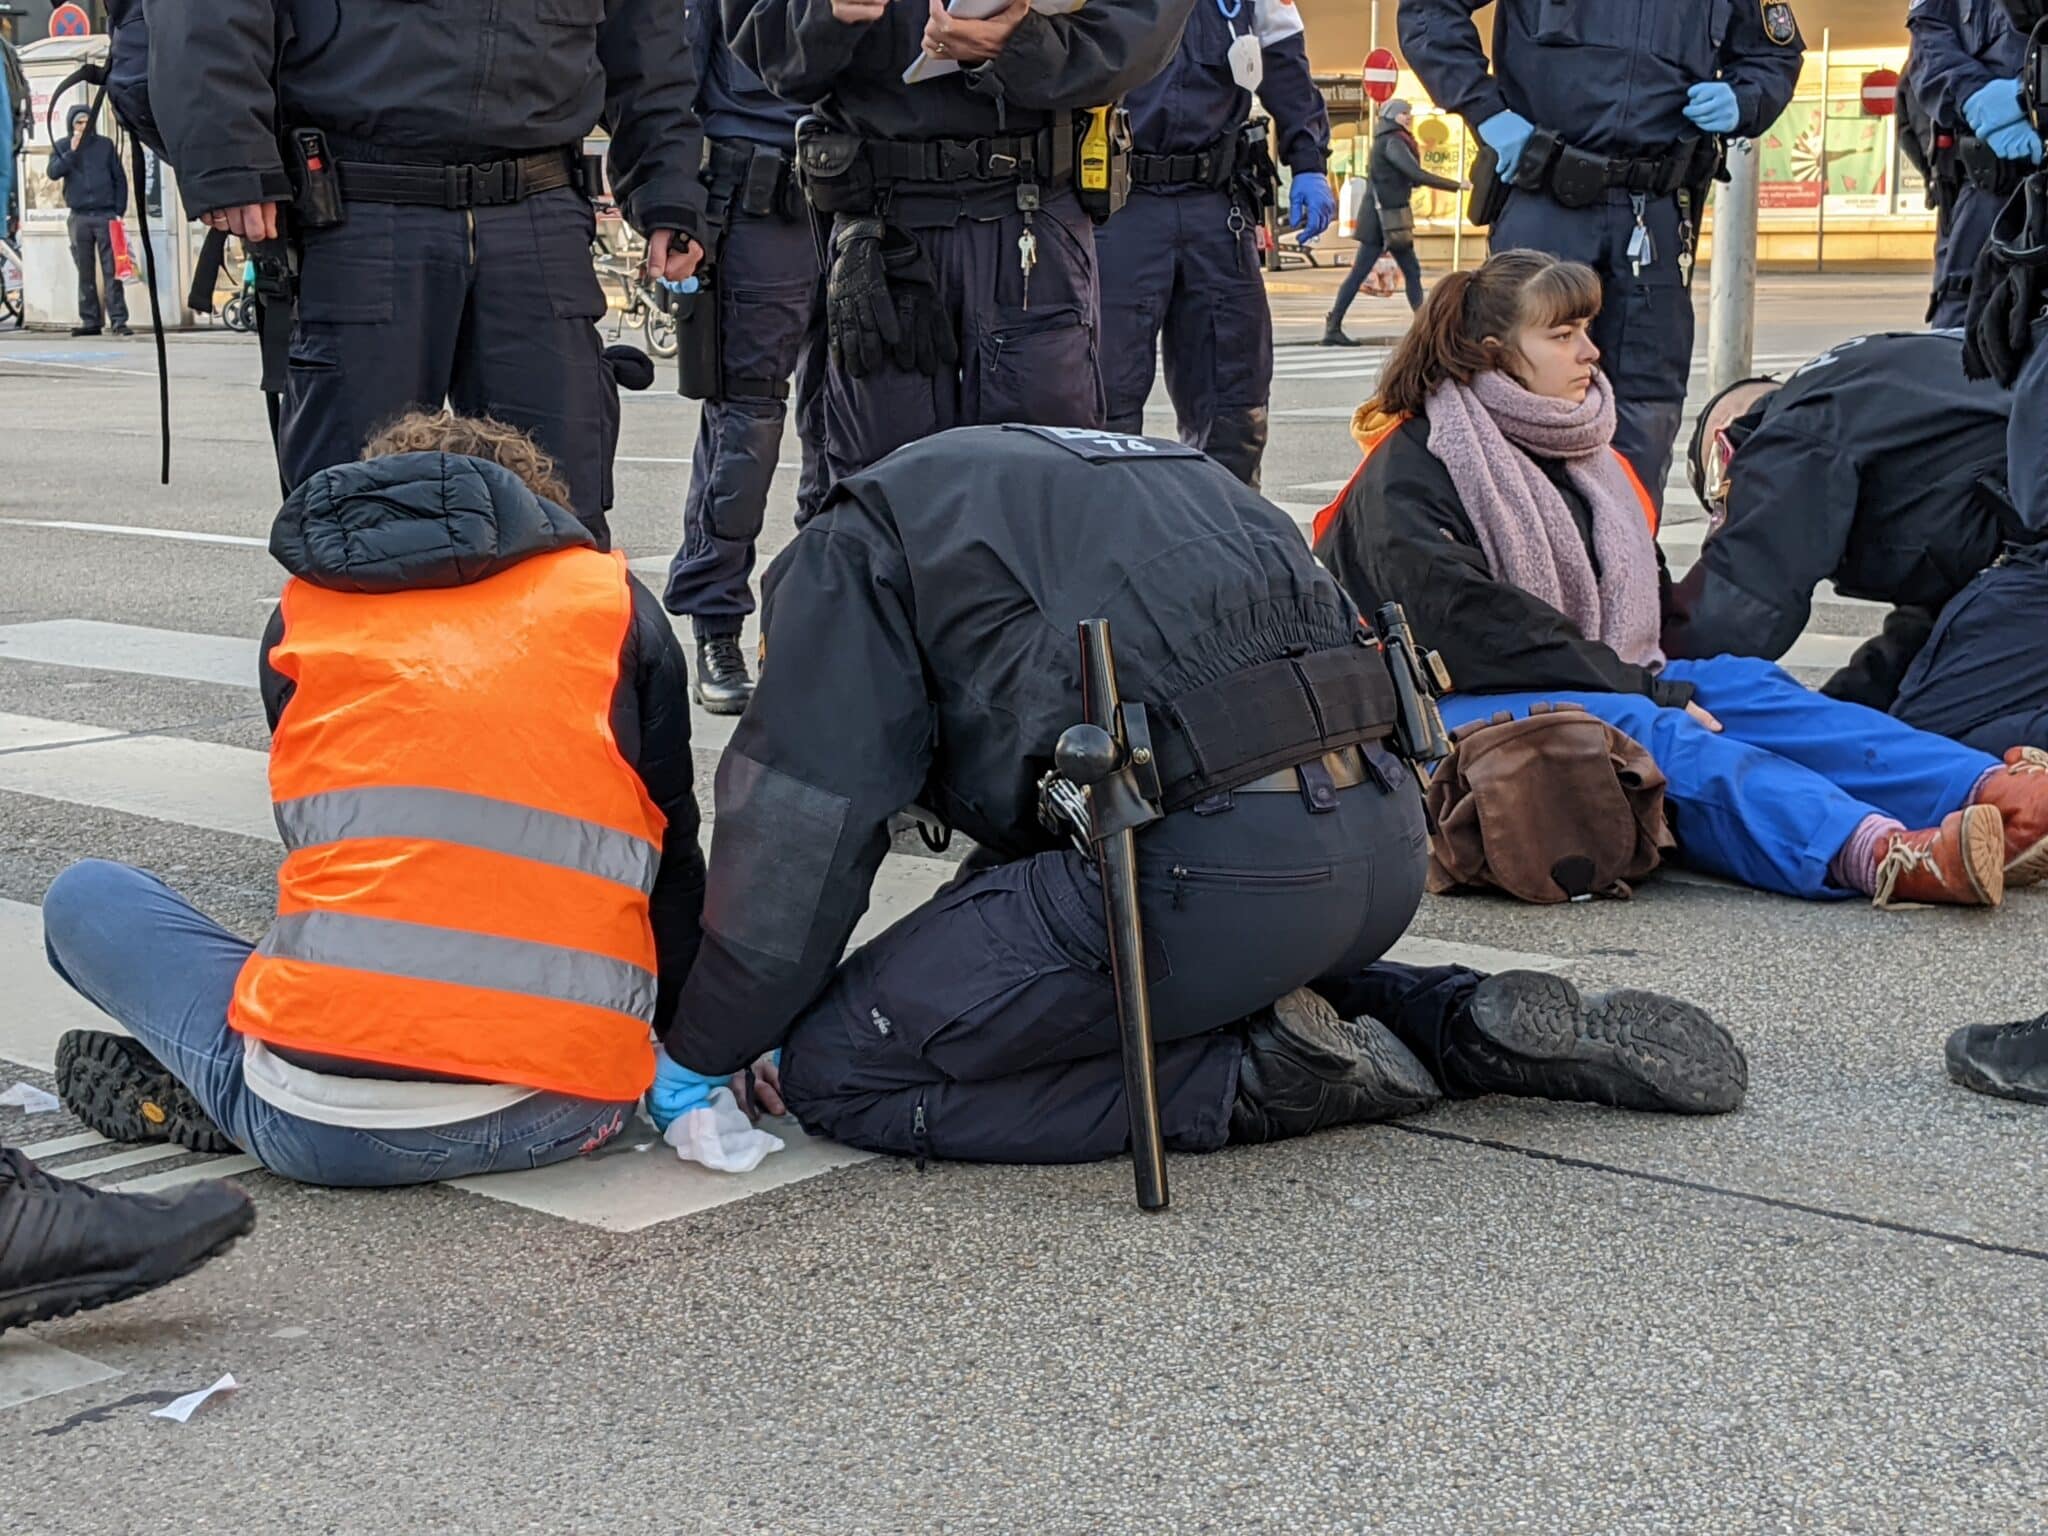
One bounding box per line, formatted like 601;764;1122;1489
230;547;667;1104
1310;412;1661;549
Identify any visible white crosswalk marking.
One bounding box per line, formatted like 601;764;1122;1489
0;1337;122;1413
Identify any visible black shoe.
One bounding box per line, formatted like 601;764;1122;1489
1229;989;1442;1144
1452;971;1747;1114
0;1148;254;1332
56;1030;236;1154
110;323;134;337
69;325;102;337
1946;1014;2048;1105
692;634;754;716
1320;317;1362;348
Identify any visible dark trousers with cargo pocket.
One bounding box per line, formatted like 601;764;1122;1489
1493;189;1691;508
665;202;828;639
779;751;1438;1164
1891;545;2048;755
68;212;128;331
1096;186;1273;490
279;188;620;547
821;190;1106;484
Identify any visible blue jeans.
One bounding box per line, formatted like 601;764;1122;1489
41;860;636;1187
1438;655;1999;900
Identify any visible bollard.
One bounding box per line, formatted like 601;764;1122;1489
1707;136;1761;399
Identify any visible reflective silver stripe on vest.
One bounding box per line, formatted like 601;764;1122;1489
274;787;658;894
258;911;657;1021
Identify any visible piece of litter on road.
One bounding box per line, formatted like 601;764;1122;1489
267;1328;308;1341
149;1374;237;1423
0;1082;61;1114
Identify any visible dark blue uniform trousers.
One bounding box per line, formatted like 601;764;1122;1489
67;213;129;330
822;192;1105;482
664;206;827;637
1096;187;1274;489
1930;182;2002;329
1893;546;2048;755
280;188;620;546
779;755;1432;1165
1494;189;1692;505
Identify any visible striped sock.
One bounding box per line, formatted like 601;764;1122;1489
1829;813;1908;896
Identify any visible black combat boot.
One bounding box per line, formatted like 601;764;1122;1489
56;1030;236;1154
1229;989;1442;1144
1320;314;1362;348
0;1147;254;1332
69;325;102;337
1946;1013;2048;1105
1443;971;1747;1114
693;634;754;716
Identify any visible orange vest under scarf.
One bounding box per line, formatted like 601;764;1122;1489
230;547;666;1104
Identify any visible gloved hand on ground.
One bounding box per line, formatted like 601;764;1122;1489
1479;110;1534;181
646;1051;725;1133
1683;81;1740;134
664;1087;787;1173
1290;172;1336;242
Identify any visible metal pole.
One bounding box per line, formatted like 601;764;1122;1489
1816;27;1831;273
1454;115;1467;271
1707;136;1760;395
1076;621;1168;1212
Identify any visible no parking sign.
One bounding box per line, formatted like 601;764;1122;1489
48;3;93;38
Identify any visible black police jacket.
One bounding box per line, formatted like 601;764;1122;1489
258;453;706;1045
669;424;1372;1076
149;0;704;239
1664;332;2016;674
1314;416;1695;709
728;0;1196;151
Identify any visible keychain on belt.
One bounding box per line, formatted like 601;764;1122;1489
1626;192;1657;276
1017;182;1040;310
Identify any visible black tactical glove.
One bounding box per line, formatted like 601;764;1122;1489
827;215;902;379
881;226;958;377
1963;172;2048;385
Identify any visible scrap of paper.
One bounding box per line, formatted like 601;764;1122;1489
904;0;1086;84
150;1374;239;1424
0;1082;62;1114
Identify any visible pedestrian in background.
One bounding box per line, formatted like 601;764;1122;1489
46;103;131;338
1324;99;1466;345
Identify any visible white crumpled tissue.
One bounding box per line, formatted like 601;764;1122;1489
663;1087;785;1174
0;1082;62;1114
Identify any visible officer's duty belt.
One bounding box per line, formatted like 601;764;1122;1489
705;138;803;220
864;130;1058;185
335;150;578;210
1129;133;1238;189
1231;746;1374;796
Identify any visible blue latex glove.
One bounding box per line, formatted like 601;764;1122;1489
1683;81;1740;135
1479;110;1535;182
1289;171;1336;242
1965;77;2027;138
647;1052;724;1133
1989;119;2046;163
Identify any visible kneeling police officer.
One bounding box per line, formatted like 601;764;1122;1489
646;426;1745;1166
730;0;1196;483
148;0;709;548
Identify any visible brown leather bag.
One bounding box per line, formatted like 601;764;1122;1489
1425;703;1676;904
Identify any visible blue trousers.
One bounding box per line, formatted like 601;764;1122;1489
1493;190;1690;506
281;188;619;547
1438;655;1998;899
665;201;828;638
1096;186;1272;487
40;860;634;1188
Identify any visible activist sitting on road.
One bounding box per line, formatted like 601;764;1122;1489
1313;250;2048;911
646;422;1748;1170
41;414;707;1187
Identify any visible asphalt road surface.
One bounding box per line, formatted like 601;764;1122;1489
1;271;2042;1535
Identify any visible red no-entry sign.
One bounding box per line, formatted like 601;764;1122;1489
48;3;92;38
1363;48;1400;105
1861;68;1900;118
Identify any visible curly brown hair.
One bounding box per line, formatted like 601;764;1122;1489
361;409;573;507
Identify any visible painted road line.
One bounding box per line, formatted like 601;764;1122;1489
0;1338;122;1414
54;1144;190;1181
112;1155;262;1194
18;1131;111;1159
0;899;138;1074
0;715;275;840
1387;936;1569;974
0;620;256;689
0;518;269;548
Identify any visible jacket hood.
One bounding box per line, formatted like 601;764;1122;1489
271;452;595;593
66;104;95;135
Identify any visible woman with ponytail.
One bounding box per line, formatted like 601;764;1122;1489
1314;250;2048;911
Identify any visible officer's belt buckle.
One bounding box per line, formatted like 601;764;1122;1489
986;151;1020;179
936;141;978;180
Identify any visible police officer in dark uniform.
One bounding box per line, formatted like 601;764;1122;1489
1666;331;2023;713
1910;0;2042;330
1400;0;1805;503
1094;0;1334;491
148;0;708;548
1901;54;1970;325
647;425;1745;1164
729;0;1198;483
663;0;830;715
